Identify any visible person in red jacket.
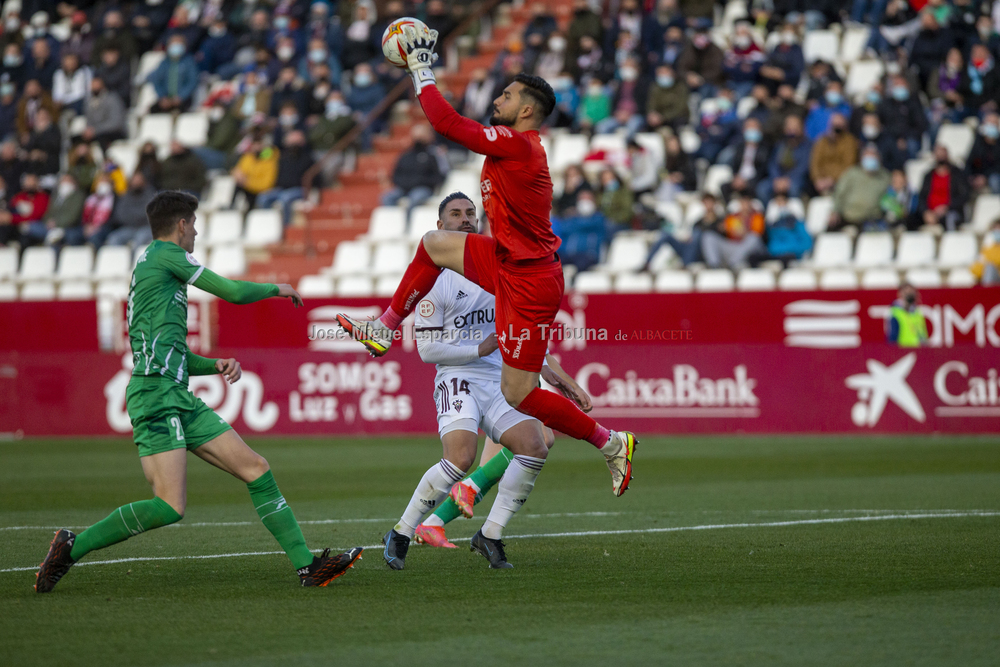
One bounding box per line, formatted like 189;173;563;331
10;172;49;229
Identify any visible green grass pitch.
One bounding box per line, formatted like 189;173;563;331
2;435;999;666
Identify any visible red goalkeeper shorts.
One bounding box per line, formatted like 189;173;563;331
463;233;564;372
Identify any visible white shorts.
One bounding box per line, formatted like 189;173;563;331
433;375;536;442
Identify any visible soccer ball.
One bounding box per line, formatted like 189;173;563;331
381;17;428;69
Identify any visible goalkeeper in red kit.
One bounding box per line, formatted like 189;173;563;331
337;24;636;513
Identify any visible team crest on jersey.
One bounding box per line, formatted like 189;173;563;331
185;252;200;266
453;399;463;413
418;299;435;317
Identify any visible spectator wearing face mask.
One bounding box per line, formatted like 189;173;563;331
381;125;445;213
757;114;812;202
522;2;559;54
694;92;739;164
156;5;205;54
605;0;643;56
67;140;98;194
232;71;273;122
831;145;892;231
570;35;613;84
463;69;500;125
595;58;646;135
918;144;969;231
104;172;156;247
135;142;162;189
566;0;603;66
274;101;306;148
93;47;131;107
81;174;117;249
878;76;927;160
803;60;842;106
161;141;208;198
886;284;928;348
854;113;903;172
82;77;126;151
643;192;720;270
342;2;378;71
850;85;884;135
957;44;1000;117
646;64;689;131
270;67;309;118
911;11;952;89
309;91;357;152
577;80;612;133
554;165;593;216
641;0;679;57
531;33;568;82
25;172;86;246
91;11;138;67
0;78;17;139
676;27;724;96
347;64;386;148
805;81;852;142
967;112;1000;193
554;190;607;271
233;140;280;209
2;44;25;88
722;118;771;202
196;18;237;74
11;173;49;233
257;130;314;227
548;73;579;129
298;38;343;86
764;184;813;262
147;36;199;113
723;22;765;99
191;103;243;171
24;39;58;91
763;84;806;144
760;24;804;95
23;107;61;183
628;140;660;197
809;113;859;196
971;220;1000;285
16;79;59;139
654;25;688;71
928;48;967;127
597;168;634;233
880;169;918;229
52;53;92;116
132;0;176;52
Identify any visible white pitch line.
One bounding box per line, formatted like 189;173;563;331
3;511;998;574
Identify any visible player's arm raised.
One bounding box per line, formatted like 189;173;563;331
192;268;303;307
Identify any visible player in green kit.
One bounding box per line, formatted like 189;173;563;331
35;191;363;592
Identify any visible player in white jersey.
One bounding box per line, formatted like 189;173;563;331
380;193;590;570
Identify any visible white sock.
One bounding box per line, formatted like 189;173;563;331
395;459;465;538
602;431;623;457
482;455;544;539
423;513;445;528
465;478;482;494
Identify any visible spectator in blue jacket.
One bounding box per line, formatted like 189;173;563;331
196;18;237;74
348;63;386;148
694;90;739;163
147;35;199;113
554;190;607;271
759;24;804;96
757;114;812;202
805;81;852;141
297;38;342;86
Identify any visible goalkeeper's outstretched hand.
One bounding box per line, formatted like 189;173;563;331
402;24;439;93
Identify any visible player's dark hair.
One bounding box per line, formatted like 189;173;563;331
438;191;474;219
513;73;556;119
146;190;199;238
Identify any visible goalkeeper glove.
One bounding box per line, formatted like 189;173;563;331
402;25;439;94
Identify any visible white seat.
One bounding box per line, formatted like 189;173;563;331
765;197;805;224
375;273;403;296
861;268;901;289
805;196;834;236
174;112;209;147
904;267;943;288
970;194;1000;233
297;274;335;297
839;27;871;64
613;272;653;293
655;269;694;292
633;132;666;170
134;82;159;116
778;268;818;290
202;175;237;212
736;96;758;119
811;232;853;267
703;164;733;197
946;267;978;287
105;141;140;177
96;279;130;299
136;114;175;148
208;244;246;278
894;232;936;268
68;114;88;137
244;208;283;248
0;246;18;281
573;271;612;293
736;268;776;291
18;247;56;282
589;133;627;155
721;0;748;31
936;124;975;167
683;200;708;227
646;243;676;272
678;126;701;154
367;206;407;240
853;232;894;268
938;232;978;268
550;134;590;174
330;240;372;277
336;275;374;296
803;30;839;63
0;282;16;301
819;269;859;290
905;157;934;192
371;240;412;276
93;246;132;281
408;205;440;241
844;60;885;97
600;235;647;273
439;169;482;209
655;201;683;228
57;279;95;300
135;51;165;85
56;246;94;281
695;269;735;291
20;281;56;300
206;210;244;247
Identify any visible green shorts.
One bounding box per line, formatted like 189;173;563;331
126;377;233;458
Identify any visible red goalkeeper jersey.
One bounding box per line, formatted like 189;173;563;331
418;85;560;263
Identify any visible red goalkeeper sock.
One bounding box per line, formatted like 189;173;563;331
380;240;441;330
517;387;611;449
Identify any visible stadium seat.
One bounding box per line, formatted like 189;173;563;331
244;209;283;248
819;269;859;290
366;207;407;240
655;269;694;292
330;240;372;277
683;199;707;227
375;273;403;296
695;269;735;291
778;268;818;290
946;267;978;287
69;114;88;137
297;274;335;297
371;240;412;276
58;280;95;300
803;30;839;63
134;51;165;85
18;247;56;282
20;281;56;300
439;169;482;209
336;275;374;296
844;60;885;97
0;282;16;301
408;205;439;241
56;246;94;282
96;279;130;300
894;232;936;268
633;132;666;170
589;133;627;156
678;126;701;154
550;134;590;174
805;196;833;236
904;267;943;288
174;112;210;147
600;235;647;273
134;83;159;116
105;141;140;177
573;271;612;293
646;243;676;272
0;246;18;281
811;232;853;267
937;232;978;268
861;268;901;289
905;157;934;192
137;114;175;149
970;194;1000;233
205;210;244;247
93;246;132;281
208;244;246;278
202;175;237;212
703;164;733;197
736;96;758;119
720;0;748;30
839;27;871;63
853;232;894;267
655;201;683;228
936;124;976;167
765;197;805;224
736;268;776;291
614;272;653;293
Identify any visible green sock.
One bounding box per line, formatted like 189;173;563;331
69;496;182;562
430;447;515;526
247;470;314;570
